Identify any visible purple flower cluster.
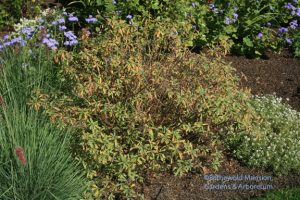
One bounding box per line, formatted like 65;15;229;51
85;15;97;23
126;14;133;25
286;38;292;44
21;27;34;38
68;14;78;22
42;35;59;50
289;20;298;29
225;13;238;25
58;18;65;24
0;36;27;51
278;27;288;33
284;2;300;16
59;25;67;31
257;32;263;39
64;31;78;46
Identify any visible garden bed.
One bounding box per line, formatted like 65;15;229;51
141;51;300;200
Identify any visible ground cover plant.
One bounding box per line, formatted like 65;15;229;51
226;95;300;175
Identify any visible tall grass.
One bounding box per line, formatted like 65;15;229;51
0;47;86;200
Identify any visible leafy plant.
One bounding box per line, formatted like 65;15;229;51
226;95;300;175
30;18;258;199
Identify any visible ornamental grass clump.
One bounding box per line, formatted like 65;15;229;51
0;42;86;200
30;19;259;199
0;107;86;200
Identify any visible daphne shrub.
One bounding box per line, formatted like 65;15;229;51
29;19;259;199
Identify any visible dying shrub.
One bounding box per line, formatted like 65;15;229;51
30;19;257;199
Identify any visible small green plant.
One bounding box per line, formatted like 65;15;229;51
253;187;300;200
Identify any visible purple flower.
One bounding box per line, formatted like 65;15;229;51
3;41;12;47
233;13;238;19
257;32;263;39
285;3;296;10
297;8;300;17
126;14;133;19
192;2;197;8
63;11;68;15
64;39;78;46
266;22;272;27
11;36;23;44
85;15;97;23
3;35;9;40
21;27;34;36
286;38;292;44
289;20;298;29
225;17;231;25
0;45;3;51
37;19;44;24
58;18;65;24
278;27;288;33
51;21;58;26
42;37;59;50
59;25;67;31
68;14;78;22
64;31;77;40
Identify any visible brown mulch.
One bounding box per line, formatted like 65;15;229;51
141;50;300;200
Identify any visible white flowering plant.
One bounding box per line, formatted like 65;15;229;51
226;94;300;175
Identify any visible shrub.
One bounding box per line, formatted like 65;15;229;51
30;19;258;199
62;0;300;57
226;95;300;175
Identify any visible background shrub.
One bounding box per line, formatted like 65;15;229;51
0;0;42;30
61;0;300;57
30;19;258;199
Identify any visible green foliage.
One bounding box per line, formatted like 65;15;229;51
30;19;256;199
0;107;86;200
0;47;86;199
292;31;300;57
0;0;42;30
61;0;300;57
253;187;300;200
226;95;300;175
